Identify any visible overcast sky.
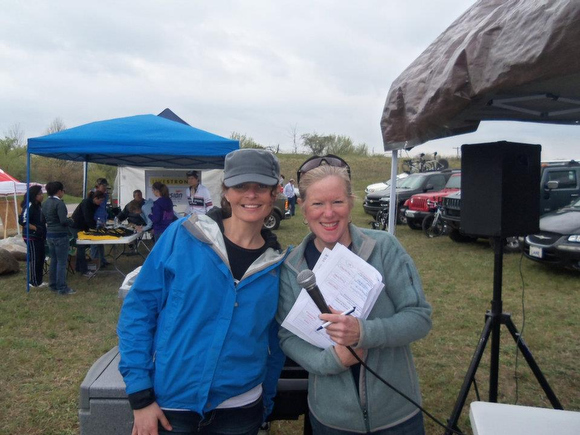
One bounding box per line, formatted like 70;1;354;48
1;0;578;161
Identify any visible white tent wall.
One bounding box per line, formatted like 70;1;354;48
115;167;224;215
0;181;26;237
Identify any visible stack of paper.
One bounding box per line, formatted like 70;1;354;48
281;243;384;349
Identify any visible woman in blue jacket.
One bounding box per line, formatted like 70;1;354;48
118;149;288;435
149;181;174;242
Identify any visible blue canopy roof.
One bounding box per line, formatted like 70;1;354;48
27;114;239;169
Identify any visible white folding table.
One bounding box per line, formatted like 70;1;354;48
470;401;580;435
76;232;143;277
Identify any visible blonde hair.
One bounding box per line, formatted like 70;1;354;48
298;165;354;205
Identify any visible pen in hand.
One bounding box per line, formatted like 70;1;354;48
316;307;356;331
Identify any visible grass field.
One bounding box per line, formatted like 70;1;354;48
1;153;578;435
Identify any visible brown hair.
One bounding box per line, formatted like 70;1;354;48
127;200;143;214
152;182;169;197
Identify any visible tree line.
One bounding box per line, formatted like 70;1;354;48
1;119;116;198
230;130;369;156
3;119;370;198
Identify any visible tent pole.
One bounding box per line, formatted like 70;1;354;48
13;181;20;235
26;152;31;293
83;162;88;197
388;150;398;235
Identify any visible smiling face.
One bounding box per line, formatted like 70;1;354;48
302;175;353;251
224;183;276;225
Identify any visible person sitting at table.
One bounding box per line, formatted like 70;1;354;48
126;200;152;233
71;191;106;277
116;190;147;226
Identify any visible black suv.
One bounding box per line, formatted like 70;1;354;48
442;160;580;247
364;171;454;223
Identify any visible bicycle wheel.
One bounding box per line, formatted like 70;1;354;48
375;210;388;231
436;158;449;170
422;214;445;238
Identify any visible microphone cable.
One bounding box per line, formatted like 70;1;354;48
344;346;465;435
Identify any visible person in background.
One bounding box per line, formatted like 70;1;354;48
149;182;174;242
126;199;152;233
90;178;110;267
277;156;432;434
118;148;288;435
283;178;296;216
42;181;76;295
19;185;47;288
186;170;213;215
71;191;106;277
116;189;146;226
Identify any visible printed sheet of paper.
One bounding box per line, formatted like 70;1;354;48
281;243;384;349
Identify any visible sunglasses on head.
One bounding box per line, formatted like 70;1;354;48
296;154;351;184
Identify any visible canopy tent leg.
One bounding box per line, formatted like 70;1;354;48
388;150;398;235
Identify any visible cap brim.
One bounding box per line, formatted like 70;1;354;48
224;174;279;187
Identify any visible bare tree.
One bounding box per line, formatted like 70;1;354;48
45;117;66;134
287;123;300;154
5;123;25;148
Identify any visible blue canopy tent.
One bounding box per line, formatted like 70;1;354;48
24;113;239;291
27;114;238;169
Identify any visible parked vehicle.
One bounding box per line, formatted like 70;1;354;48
442;160;580;249
364;173;409;195
366;170;453;223
404;172;461;230
264;193;290;230
522;198;580;271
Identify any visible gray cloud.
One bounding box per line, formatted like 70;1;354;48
1;0;577;160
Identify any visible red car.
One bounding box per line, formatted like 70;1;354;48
404;173;461;229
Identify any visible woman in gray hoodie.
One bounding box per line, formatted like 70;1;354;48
42;181;75;295
277;157;432;434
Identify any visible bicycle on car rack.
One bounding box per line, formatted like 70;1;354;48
402;151;449;173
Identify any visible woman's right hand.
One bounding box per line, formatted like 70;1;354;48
335;345;364;367
132;402;172;435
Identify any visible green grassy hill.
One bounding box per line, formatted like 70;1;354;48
1;153;577;435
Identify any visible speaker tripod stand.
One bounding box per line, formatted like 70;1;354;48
444;236;562;435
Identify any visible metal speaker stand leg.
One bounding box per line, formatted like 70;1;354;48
444;237;562;435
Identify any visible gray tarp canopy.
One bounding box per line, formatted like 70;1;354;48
380;0;580;151
378;0;580;234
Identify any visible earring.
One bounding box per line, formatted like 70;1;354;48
303;218;309;226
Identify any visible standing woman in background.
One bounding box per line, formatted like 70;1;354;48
19;185;47;288
42;181;76;295
149;182;174;243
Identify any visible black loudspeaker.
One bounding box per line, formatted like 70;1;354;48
461;141;541;237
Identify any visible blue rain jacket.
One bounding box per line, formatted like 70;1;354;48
118;212;288;417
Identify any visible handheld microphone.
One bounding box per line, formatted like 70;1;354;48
297;269;332;314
